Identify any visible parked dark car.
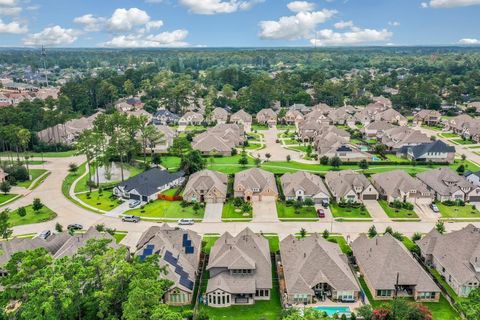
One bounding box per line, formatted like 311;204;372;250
321;200;329;208
67;224;83;230
38;230;51;239
122;215;140;223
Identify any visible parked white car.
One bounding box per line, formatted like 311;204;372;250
178;218;194;225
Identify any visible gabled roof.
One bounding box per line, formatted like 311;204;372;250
281;171;330;198
231;109;252;123
352;234;440;292
280;234;359;295
234;168;278;195
371;170;430;198
325;170;373;198
407;140;455;159
116;168;184;197
54;227;119;259
183;169;228;198
417;167;474;196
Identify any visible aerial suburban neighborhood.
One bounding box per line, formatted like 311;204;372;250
1;1;480;319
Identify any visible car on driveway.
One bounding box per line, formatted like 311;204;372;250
128;200;141;208
178;218;194;225
430;203;440;213
321;200;329;208
317;208;325;218
38;230;51;239
67;223;83;230
122;215;140;223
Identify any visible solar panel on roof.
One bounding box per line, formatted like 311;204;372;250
179;277;194;290
185;246;194;254
164;250;178;266
139;244;155;261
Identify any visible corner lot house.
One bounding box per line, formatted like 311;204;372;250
234;168;278;202
416;167;480;202
182;169;228;203
325;170;378;203
280;171;330;204
466;171;480;187
352;234;440;302
371;170;432;203
135;225;201;306
192;123;244;156
205;228;272;307
113;168;185;202
417;224;480;297
280;234;360;305
397;140;455;164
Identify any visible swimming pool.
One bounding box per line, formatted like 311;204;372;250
312;306;351;317
371;156;381;161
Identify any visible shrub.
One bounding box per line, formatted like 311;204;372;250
304;198;314;206
17;206;26;217
233;197;244;207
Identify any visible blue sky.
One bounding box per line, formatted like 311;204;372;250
0;0;480;47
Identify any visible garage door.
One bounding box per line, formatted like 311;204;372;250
469;196;480;202
129;194;141;200
363;194;377;200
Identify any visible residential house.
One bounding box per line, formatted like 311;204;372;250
211;107;229;124
413;110;442;126
352;234;440;302
316;134;371;162
37;112;100;145
192;123;244;156
397;140;456;164
460;119;480;142
467;101;480;113
416;167;480;202
206;228;272;307
152;125;177;151
280;171;330;204
328;106;356;125
325;170;378;202
381;127;431;150
183;170;228;203
466;171;480;187
443;114;473;133
289;103;311;114
303;110;332;125
280;234;360;305
234;168;278;202
284;109;304;125
371;170;432;203
374;109;408;126
135;225;201;305
362;121;395;138
179;111;204;126
417;224;480;297
153;109;180;125
372;96;393;109
353;108;375;127
54;227;120;259
312;103;332;115
113;168;185;202
230;110;253;132
256;108;277;127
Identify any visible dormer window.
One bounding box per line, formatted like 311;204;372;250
252;188;260;192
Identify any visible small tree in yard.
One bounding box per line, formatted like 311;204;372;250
320;156;329;165
359;159;368;170
323;229;330;239
299;227;307;238
306;144;312;157
0;209;12;240
412;232;422;242
32;198;43;212
293;200;303;214
68;163;78;175
193;202;201;215
368;225;377;238
457;164;465;175
436;220;446;234
239;153;249;167
304;198;314;207
242;202;252;214
55;223;63;233
0;181;11;195
286;155;291;162
17;206;26;217
462;154;467;161
329;156;342;168
233;197;244;207
254;157;261;167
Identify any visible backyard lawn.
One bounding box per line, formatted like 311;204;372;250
126;200;205;219
0;194;18;205
76;190;123;212
16;169;48;188
330;203;371;219
436;202;480;218
9;205;56;227
378;200;419;219
222;200;252;220
276;201;317;219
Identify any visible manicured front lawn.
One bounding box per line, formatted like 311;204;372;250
287;146;308;153
378;200;419;219
16;169;48;188
62;162;87;198
439;133;460;139
283;138;298;145
436;202;480;218
76;190;122;212
222;200;252;219
330;203;371;219
0;194;18;205
9;205;56;227
161;188;177;196
202;235;220;254
160;156;182;170
452;138;476;145
251;124;269;131
127;200;205;219
276;201;317;219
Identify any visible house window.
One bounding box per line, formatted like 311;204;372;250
419;292;436;299
377;290;392;297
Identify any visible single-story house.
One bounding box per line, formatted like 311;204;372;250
182;170;228;203
325;170;378;203
280;171;330;204
371;170;432;203
397;140;456;164
234;168;278;202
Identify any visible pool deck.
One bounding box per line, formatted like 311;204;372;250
293;299;363;312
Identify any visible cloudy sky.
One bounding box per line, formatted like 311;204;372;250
0;0;479;48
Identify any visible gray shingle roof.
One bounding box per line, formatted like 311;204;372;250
371;170;430;199
325;170;373;199
183;169;228;199
281;171;330;198
234;168;278;196
416;167;473;196
116;168;184;197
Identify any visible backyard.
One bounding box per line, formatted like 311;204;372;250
126;200;205;219
378;200;419;219
9;205;56;227
276;201;317;220
330;203;372;219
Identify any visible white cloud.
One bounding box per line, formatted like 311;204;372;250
259;9;336;40
287;1;315;12
310;27;392;46
108;8;151;31
0;18;26;33
179;0;263;14
334;20;354;29
23;26;79;46
102;29;189;47
0;0;17;6
388;21;400;26
421;0;480;8
459;38;480;44
74;14;106;32
0;6;21;16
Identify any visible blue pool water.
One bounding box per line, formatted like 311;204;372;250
312;306;351;317
371;156;381;161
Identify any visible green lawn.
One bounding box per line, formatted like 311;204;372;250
0;150;77;158
201;234;278;253
126;200;205;219
76;190;123;212
16;169;48;188
160;156;182;170
9;205;56;227
264;234;280;253
439;133;460;139
287;146;308;153
0;194;18;205
202;235;220;254
251;124;269;131
161;188;177;196
378;200;419;219
283;138;298;145
366;139;377;144
330;203;371;219
384;154;411;163
437;202;480;218
451;138;476;145
421;125;443;132
276;124;296;130
276;201;317;219
75;163;144;193
327;235;352;256
222;200;252;219
113;232;127;244
62;162;87;198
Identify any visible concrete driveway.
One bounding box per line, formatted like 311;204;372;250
252;198;279;222
203;202;223;223
314;204;333;222
363;200;391;222
415;203;439;222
